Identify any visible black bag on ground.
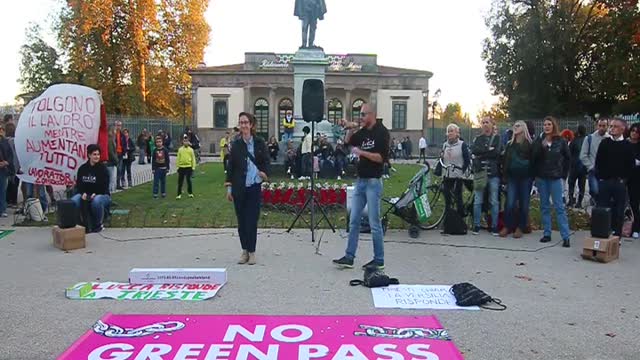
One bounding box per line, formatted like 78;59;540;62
443;209;467;235
319;160;335;179
350;267;399;288
450;282;506;310
591;207;612;238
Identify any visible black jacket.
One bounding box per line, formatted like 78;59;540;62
76;161;110;196
569;135;585;172
471;133;501;177
532;136;571;179
225;136;270;201
0;137;15;176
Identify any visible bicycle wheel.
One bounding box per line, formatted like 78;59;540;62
416;183;446;230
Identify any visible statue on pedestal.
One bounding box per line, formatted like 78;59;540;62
294;0;327;49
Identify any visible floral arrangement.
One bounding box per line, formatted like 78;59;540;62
261;181;348;208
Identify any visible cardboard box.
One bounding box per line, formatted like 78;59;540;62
582;236;620;263
52;225;86;251
129;268;227;285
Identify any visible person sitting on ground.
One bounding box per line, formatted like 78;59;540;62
71;144;111;233
268;136;280;161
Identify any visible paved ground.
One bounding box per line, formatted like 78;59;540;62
0;226;638;360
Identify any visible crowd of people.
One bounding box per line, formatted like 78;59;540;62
440;116;640;247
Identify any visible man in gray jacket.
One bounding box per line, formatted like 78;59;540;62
580;118;610;199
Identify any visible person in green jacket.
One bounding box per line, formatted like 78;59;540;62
176;136;196;199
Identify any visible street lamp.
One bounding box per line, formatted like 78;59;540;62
176;85;187;130
430;88;441;145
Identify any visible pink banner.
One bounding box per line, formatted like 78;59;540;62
59;314;464;359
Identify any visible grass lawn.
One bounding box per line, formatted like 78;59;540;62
106;162;424;229
21;162;589;231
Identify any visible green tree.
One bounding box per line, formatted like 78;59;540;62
477;97;509;122
18;24;64;95
440;102;472;125
482;0;640;118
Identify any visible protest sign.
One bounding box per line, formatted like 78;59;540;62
16;84;101;186
65;282;223;301
58;314;464;359
372;285;480;311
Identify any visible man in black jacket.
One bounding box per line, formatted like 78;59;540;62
471;117;502;235
595;118;635;236
71;144;111;233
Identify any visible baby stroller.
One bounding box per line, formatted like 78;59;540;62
381;164;432;238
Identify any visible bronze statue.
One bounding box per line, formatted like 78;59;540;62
294;0;327;48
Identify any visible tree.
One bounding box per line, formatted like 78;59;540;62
482;0;640;118
18;24;64;95
477;97;509;122
440;102;472;125
57;0;210;116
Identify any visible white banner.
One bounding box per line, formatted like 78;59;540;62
66;282;224;301
371;285;479;311
16;84;101;186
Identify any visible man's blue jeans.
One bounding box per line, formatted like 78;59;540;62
588;171;599;199
71;193;111;230
505;177;532;230
346;178;384;264
474;176;500;230
536;177;571;240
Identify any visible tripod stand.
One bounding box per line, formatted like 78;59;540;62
286;118;336;247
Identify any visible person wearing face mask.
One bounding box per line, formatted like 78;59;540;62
594;118;635;237
282;111;295;144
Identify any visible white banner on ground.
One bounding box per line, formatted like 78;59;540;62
66;282;223;301
371;285;480;310
16;84;101;186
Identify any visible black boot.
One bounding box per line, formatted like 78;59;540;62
567;195;575;208
575;194;584;209
562;238;571;248
540;235;551;243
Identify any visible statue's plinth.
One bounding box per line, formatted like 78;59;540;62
292;48;328;122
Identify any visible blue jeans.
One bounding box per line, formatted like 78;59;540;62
536;178;571;240
71;194;111;230
282;131;293;144
346;178;384;263
588;171;598;198
153;169;167;196
474;176;500;230
138;147;146;164
0;173;8;214
505;177;532;231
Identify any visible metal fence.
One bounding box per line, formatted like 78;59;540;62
106;115;186;150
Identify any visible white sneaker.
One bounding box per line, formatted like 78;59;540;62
337;176;342;180
1;213;7;218
633;232;639;239
299;176;306;181
291;175;295;180
287;168;291;174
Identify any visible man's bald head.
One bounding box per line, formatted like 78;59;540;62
360;103;376;129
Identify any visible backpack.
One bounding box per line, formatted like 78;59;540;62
442;209;468;235
350;267;399;288
24;198;46;222
450;282;506;310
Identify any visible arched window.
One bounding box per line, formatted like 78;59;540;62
352;99;365;120
278;98;294;136
328;98;343;124
254;98;269;139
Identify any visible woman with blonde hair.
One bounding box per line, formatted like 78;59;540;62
531;116;572;247
501;121;533;238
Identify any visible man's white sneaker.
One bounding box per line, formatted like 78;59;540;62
633;232;639;239
337;176;342;180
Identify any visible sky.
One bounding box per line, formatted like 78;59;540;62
0;0;497;118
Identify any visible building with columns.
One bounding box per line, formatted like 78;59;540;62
188;52;432;152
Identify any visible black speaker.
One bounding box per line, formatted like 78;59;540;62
591;207;612;238
57;199;78;229
302;79;324;122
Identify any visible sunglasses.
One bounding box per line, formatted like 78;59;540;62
359;112;370;117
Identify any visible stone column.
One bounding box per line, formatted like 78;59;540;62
345;88;352;121
243;86;252;127
191;85;198;130
269;87;277;139
370;89;378;113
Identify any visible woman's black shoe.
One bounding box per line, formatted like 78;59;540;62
540;236;551;243
562;239;570;248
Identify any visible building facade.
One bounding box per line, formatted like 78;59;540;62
188;53;432;152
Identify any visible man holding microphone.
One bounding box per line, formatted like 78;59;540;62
333;103;390;270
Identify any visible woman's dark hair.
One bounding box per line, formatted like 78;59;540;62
5;122;16;137
238;112;257;136
543;116;561;137
576;125;587;137
627;122;639;139
87;144;101;157
525;120;536;139
303;126;310;134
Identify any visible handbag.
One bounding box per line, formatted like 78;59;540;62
350;267;399;288
450;282;506;310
